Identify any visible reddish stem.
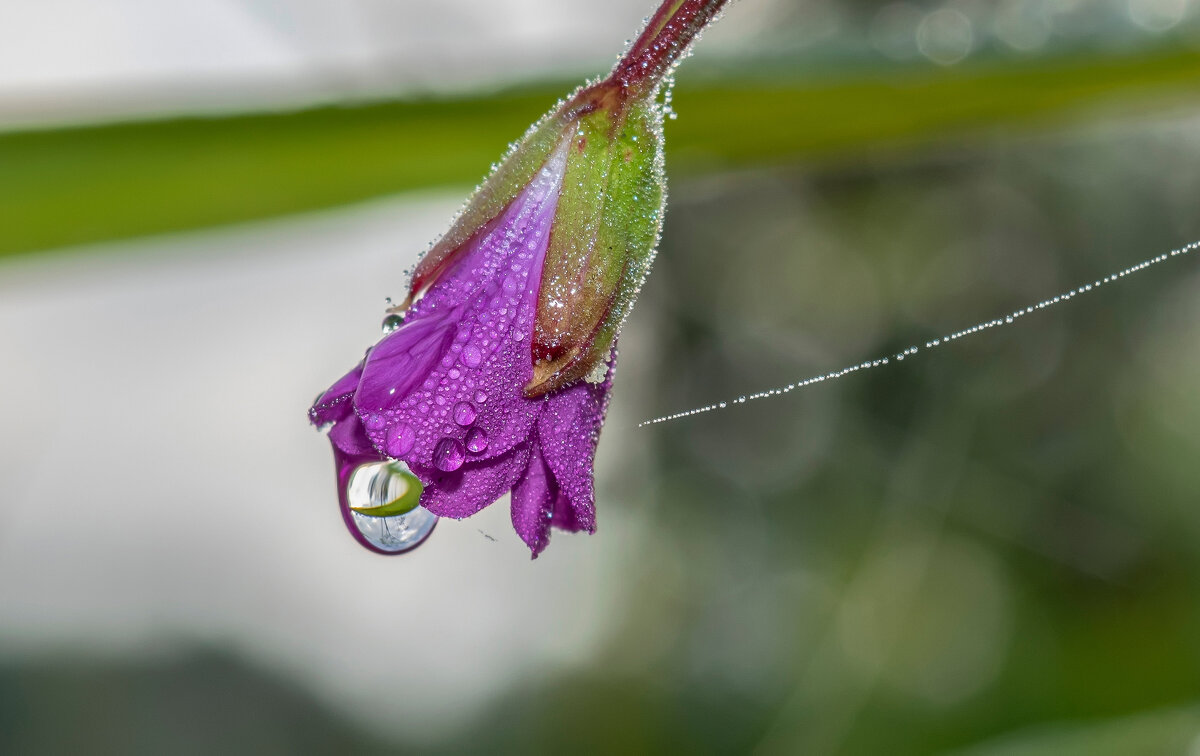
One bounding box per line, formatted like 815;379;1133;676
608;0;729;98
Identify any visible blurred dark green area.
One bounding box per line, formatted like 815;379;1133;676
2;46;1200;258
5;39;1200;756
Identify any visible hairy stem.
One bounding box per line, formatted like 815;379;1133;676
609;0;730;97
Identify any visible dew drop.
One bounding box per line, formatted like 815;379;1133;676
474;390;488;404
381;313;404;334
465;426;489;453
453;401;477;426
433;437;466;472
461;344;483;368
364;413;385;431
385;422;415;457
343;460;436;553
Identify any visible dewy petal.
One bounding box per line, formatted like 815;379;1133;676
309;361;364;426
511;442;558;556
327;411;381;459
352;310;459;410
354;138;571;473
535;353;616;534
416;443;532;520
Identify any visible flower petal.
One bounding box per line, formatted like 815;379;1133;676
353;309;459;411
354;141;570;472
328;412;381;459
510;442;558;556
415;443;532;520
309;361;364;426
536;355;615;534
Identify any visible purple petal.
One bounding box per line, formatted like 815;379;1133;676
309;361;363;426
535;356;616;534
354;311;459;410
354;143;570;475
328;411;380;458
511;443;558;556
415;443;532;519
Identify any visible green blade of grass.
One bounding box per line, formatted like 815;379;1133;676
2;47;1199;258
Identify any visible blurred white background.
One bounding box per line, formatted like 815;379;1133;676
0;0;770;126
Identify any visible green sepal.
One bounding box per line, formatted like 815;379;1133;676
528;98;665;394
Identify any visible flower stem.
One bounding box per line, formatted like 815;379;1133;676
609;0;729;98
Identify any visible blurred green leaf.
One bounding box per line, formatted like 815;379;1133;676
1;47;1199;258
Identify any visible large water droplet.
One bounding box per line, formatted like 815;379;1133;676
343;460;436;553
465;427;489;453
453;401;477;426
385;422;415;456
433;437;466;472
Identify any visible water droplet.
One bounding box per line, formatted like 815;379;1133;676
381;313;404;334
343;460;436;553
474;390;488;404
466;427;489;453
364;413;385;431
461;344;483;368
385;422;415;457
453;401;477;426
433;437;466;472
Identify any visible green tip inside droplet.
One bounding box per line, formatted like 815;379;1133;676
351;464;424;517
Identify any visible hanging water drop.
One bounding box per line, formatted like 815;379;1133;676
381;313;405;334
342;459;437;553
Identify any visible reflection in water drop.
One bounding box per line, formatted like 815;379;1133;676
433;437;466;472
453;401;477;426
466;426;489;453
385;422;415;457
343;460;436;553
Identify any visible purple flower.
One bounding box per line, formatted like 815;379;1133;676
309;0;729;556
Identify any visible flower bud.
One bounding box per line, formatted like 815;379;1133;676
311;0;728;556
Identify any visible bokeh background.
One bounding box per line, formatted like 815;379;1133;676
2;1;1200;753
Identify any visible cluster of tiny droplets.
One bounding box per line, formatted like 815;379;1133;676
638;239;1200;428
661;73;678;120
